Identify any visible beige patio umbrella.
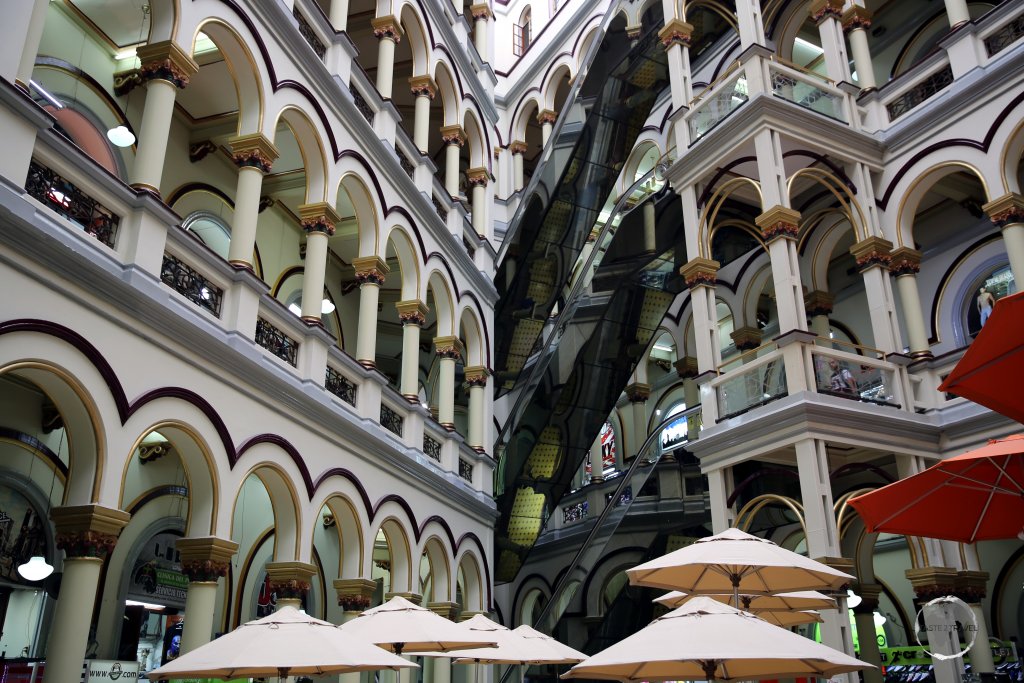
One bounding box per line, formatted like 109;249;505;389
562;597;872;682
655;589;838;612
434;618;587;665
627;528;854;606
754;610;823;628
339;595;498;655
147;606;415;681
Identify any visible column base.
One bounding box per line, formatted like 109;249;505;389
909;350;934;359
131;182;161;197
300;316;324;327
358;359;376;369
14;79;29;93
472;446;485;454
441;422;455;431
403;394;420;403
229;259;255;272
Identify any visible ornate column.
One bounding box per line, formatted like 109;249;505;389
465;366;489;452
177;537;238;654
467;167;489;237
850;583;884;683
756;207;808;333
43;506;131;683
956;571;995;678
843;6;877;90
905;567;964;683
434;336;464;430
130;42;199;194
335;579;377;683
409;76;436;154
850;237;901;354
659;20;694;124
810;0;851;82
537;109;558;147
440;125;466;197
397;300;428;401
944;0;971;28
625;383;651;458
226;134;279;268
510;141;527;192
643;200;657;253
680;259;722;373
983;193;1024;286
889;247;931;358
266;561;316;611
470;4;491;59
298;203;340;323
805;290;834;338
353;256;389;368
371;16;402;98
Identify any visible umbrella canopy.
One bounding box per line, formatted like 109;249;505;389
848;434;1024;542
627;528;854;601
562;597;871;682
339;596;498;655
147;606;415;681
938;291;1024;424
655;590;837;612
447;624;588;665
756;610;823;628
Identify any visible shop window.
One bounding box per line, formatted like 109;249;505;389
965;264;1016;337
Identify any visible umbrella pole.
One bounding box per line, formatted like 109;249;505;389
732;576;740;609
278;666;289;683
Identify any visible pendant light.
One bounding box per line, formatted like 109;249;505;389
17;426;63;582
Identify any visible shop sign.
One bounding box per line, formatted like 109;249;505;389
85;660;140;681
127;532;188;608
879;640;1019;666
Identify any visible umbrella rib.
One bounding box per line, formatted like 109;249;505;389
940;468;1023;496
969;476;999;543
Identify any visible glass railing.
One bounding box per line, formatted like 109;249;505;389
713;347;788;421
768;62;846;123
809;344;902;409
688;67;748;141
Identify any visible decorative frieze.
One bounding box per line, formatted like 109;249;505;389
889;247;923;277
983;192;1024;228
466;167;490;187
396;299;428;326
536;109;558;126
465;366;490;387
810;0;844;23
954;570;989;603
298;202;341;237
842;6;873;31
658;19;694;48
266;561;316;600
335;578;377;612
228;133;279;174
409;75;437;99
352;255;389;286
755;206;801;242
804;290;834;318
626;24;643;41
679;257;720;289
905;566;958;602
371;15;403;42
51;505;131;560
849;236;894;271
434;335;465;361
384;592;422;605
625;382;651;403
176;537;238;582
440;125;467;147
136;40;199;89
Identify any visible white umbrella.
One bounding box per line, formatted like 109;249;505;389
147;606;415;681
627;528;854;606
339;595;498;655
562;597;871;682
437;619;588;665
655;590;838;612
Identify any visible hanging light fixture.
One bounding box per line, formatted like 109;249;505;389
106;125;136;147
321;298;335;314
18;424;64;582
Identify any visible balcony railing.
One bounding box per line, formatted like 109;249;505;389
768;62;846;123
325;365;357;406
984;12;1024;56
160;253;223;316
885;65;954;121
293;6;326;60
423;434;442;462
256;317;299;366
399;150;416;181
810;348;900;409
380;403;404;437
562;500;588;523
350;82;375;126
459;457;474;482
26;159;119;248
688;68;748;142
714;347;788;421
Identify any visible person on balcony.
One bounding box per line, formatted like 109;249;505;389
828;358;857;395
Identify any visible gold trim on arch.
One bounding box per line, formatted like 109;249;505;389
998;118;1024;194
338;171;383;257
740;263;774;330
384;224;422;302
930;232;1004;348
786;167;867;243
683;1;740;31
834;488;921;569
230;524;275;628
707;218;766;255
254;463;303;560
192;19;265;132
420;535;453;602
319;494;366;579
0;436;69;485
698;177;764;259
275;108;328;205
0;360;105;504
734;493;806;535
895;161;991;248
378;516;414;593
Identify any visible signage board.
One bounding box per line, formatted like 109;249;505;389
85;660;140;682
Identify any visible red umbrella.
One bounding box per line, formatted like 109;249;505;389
938;291;1024;424
848;435;1024;543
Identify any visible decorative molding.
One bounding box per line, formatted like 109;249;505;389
809;0;844;23
266;561;316;599
298;202;341;236
228;133;279;173
352;255;389;286
51;504;131;560
434;335;465;360
464;365;490;387
625;382;651;403
755;206;801;242
905;566;958;601
730;326;762;351
470;3;493;21
188;140;219;163
136;40;199;88
674;356;699;379
658;19;693;48
409;75;437;99
841;6;873;31
440;124;466;147
804;290;834;317
334;578;377;611
536;109;558;125
679;257;720;289
849;236;893;271
384;591;422;605
508;140;528;155
396;299;428;326
371;15;403;42
982;192;1024;227
954;570;989;603
850;582;882;615
889;247;922;277
427;601;461;621
466;167;489;187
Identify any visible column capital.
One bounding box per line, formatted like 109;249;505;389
982;192;1024;227
385;591;422;605
730;326;762;351
850;236;894;271
625;382;651;403
536;109;558;126
228;133;280;173
658;18;694;48
334;578;377;612
372;15;403;42
396;299;428;326
812;556;856;590
440;124;466;147
298;202;341;236
136;40;199;88
51;505;131;560
804;290;834;317
679;257;720;289
467;167;490;187
755;206;801;242
176;537;239;582
509;140;528;155
465;365;490;387
458;610;489;622
675;356;699;379
851;582;883;614
954;570;989;603
353;255;389;285
409;75;437;99
809;0;844;23
626;24;643;41
905;566;959;601
889;247;923;277
427;601;462;621
470;3;493;20
434;335;465;360
842;6;873;31
266;561;316;599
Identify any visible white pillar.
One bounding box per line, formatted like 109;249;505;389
538;109;557;147
983;194;1024;288
944;0;971;27
409;77;435;154
397;301;426;401
371;17;402;99
756;207;808;333
735;0;767;49
470;4;490;58
329;0;349;31
510;141;526;192
805;291;834;338
680;260;722;372
180;582;218;654
441;126;465;197
465;366;488;451
226;135;278;268
468;168;488;237
890;248;930;358
851;237;902;353
5;0;48;89
626;383;650;458
298;204;339;322
434;337;462;430
811;2;851;82
843;7;877;89
589;436;604;483
130;42;198;194
706;467;734;532
353;256;389;368
643;200;657;253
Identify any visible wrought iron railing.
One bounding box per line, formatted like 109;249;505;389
432;195;448;222
26;159;119;248
769;66;846;122
350;84;374;126
256;317;299;366
459;458;473;482
688;71;749;141
293;7;326;60
423;434;442;461
716;355;788;421
562;500;588;523
885;65;954;121
399;152;416;181
160;253;223;316
984;13;1024;56
380;404;404;436
325;366;357;406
